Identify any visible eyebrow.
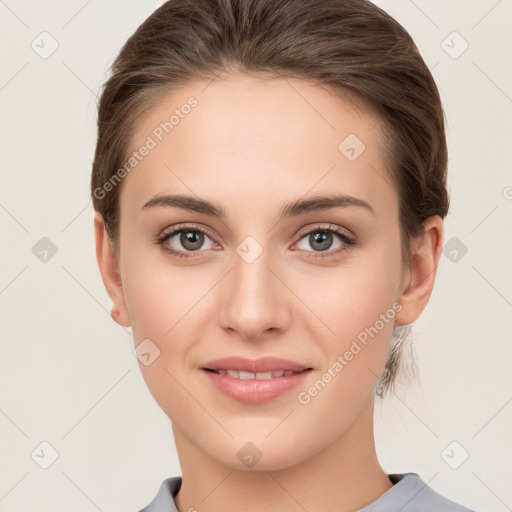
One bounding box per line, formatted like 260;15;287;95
141;193;375;219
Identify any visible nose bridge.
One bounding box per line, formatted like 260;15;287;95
219;242;290;338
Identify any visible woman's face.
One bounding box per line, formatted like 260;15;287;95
112;73;410;470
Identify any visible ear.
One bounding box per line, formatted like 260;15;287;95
394;215;443;326
93;211;131;327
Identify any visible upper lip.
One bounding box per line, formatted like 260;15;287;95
202;356;312;373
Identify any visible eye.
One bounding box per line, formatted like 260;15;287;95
293;224;356;258
155;224;218;258
155;223;356;260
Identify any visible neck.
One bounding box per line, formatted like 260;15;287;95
173;396;393;512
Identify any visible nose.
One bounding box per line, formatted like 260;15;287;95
218;247;292;341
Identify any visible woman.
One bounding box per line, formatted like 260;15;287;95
91;0;476;510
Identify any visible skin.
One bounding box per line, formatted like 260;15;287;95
94;73;443;511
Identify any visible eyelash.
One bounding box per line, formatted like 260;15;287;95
155;223;357;260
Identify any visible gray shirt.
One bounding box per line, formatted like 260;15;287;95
138;473;477;511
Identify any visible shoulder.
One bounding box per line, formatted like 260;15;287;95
136;476;182;512
360;473;478;512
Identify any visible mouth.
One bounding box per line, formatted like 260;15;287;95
201;355;312;374
200;366;313;404
202;368;312;379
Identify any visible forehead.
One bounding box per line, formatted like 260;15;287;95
120;73;396;218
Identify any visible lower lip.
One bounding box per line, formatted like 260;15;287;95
201;369;312;404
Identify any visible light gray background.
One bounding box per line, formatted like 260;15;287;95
1;1;511;511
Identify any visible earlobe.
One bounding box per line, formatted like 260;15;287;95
93;212;132;327
394;216;444;327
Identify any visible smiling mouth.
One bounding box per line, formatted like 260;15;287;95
203;368;312;379
201;366;314;404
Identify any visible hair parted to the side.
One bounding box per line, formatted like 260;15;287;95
91;0;449;399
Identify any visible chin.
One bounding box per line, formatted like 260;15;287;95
207;436;308;473
224;453;301;472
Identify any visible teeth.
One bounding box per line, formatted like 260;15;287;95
213;369;301;379
255;371;273;380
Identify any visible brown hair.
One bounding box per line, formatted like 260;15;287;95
91;0;449;398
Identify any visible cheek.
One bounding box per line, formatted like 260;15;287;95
121;262;190;417
123;270;167;342
119;253;212;398
298;249;402;393
293;272;398;445
302;255;401;342
121;250;204;341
